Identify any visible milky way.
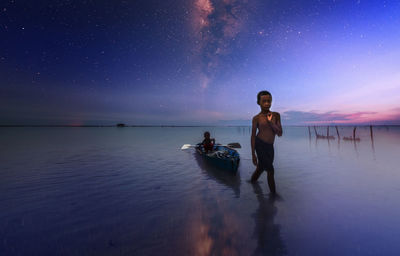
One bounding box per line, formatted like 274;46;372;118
191;0;250;89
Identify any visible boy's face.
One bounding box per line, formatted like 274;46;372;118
259;94;272;111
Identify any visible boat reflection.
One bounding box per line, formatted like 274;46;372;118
194;152;241;198
251;183;286;256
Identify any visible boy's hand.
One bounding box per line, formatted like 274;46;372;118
252;154;257;166
267;112;276;123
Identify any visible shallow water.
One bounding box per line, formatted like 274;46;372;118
1;126;399;255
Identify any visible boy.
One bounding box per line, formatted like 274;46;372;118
202;131;215;153
251;91;283;194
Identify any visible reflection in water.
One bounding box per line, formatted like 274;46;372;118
308;126;383;158
184;200;244;256
2;126;400;255
353;139;359;157
182;152;246;255
182;178;244;255
251;183;286;256
370;126;376;160
181;153;244;255
194;152;241;198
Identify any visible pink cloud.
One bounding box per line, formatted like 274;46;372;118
283;109;400;125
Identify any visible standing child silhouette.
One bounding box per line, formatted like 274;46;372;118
251;91;283;194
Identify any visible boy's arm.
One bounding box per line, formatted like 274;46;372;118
269;112;283;137
274;112;283;136
251;116;258;165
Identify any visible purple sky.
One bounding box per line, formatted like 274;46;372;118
1;0;400;125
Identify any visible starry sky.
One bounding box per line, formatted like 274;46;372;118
1;0;400;126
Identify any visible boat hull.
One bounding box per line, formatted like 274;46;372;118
196;144;240;174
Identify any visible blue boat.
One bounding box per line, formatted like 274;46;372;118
196;143;240;174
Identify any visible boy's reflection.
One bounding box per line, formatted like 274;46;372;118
251;183;286;256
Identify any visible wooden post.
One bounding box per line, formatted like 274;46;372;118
314;126;318;137
308;126;311;138
370;125;375;153
353;126;357;140
335;126;340;139
327;126;330;137
370;125;373;141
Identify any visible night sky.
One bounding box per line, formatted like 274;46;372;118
1;0;400;125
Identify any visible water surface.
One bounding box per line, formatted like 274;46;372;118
1;126;399;255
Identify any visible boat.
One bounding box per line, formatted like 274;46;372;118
195;143;240;174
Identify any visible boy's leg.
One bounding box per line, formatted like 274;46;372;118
267;170;276;194
251;166;263;182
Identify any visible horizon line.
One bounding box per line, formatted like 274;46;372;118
1;124;399;128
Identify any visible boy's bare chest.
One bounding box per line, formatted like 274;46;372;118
257;115;273;130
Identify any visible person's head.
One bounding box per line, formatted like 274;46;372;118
204;131;210;139
257;90;272;111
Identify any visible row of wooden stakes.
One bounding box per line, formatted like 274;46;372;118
308;126;375;141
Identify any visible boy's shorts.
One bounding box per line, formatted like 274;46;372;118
255;136;275;172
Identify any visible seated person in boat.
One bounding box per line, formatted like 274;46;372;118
202;131;215;153
251;90;283;195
